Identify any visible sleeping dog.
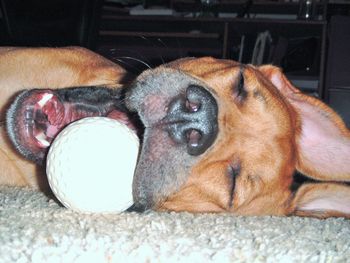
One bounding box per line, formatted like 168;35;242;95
2;47;350;218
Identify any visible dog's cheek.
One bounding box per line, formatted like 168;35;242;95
132;128;198;209
159;189;227;213
160;160;235;213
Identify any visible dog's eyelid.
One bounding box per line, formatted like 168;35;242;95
233;67;247;103
239;67;245;88
228;163;240;178
239;65;247;89
227;162;240;208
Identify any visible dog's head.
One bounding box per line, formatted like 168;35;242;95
126;57;350;218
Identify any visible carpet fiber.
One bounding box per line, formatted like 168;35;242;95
1;186;350;262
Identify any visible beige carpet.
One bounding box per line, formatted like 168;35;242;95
1;186;350;263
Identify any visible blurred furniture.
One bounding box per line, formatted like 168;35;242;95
97;1;329;98
325;15;350;128
0;0;103;48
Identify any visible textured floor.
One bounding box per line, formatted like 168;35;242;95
1;186;350;263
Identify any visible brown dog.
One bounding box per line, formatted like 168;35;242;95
0;47;128;190
2;49;350;218
126;57;350;218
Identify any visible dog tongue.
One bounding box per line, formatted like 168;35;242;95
34;109;135;150
46;125;60;138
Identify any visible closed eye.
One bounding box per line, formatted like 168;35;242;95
227;163;240;208
235;67;247;102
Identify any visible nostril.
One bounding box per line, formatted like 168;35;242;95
185;99;200;113
186;129;202;148
164;85;218;156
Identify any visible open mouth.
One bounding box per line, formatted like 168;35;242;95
7;88;140;164
30;92;136;148
29;92;66;147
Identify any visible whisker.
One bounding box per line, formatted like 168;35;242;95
115;56;152;69
108;47;151;66
113;58;145;74
138;35;168;65
156;38;166;64
139;35;150;42
175;38;184;58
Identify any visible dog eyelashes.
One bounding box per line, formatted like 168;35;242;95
227;163;240;208
234;69;247;103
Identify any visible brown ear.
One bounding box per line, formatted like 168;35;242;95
259;65;350;182
290;183;350;218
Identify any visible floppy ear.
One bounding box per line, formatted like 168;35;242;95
258;65;350;182
289;183;350;218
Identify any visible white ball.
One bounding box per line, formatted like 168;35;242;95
46;117;139;213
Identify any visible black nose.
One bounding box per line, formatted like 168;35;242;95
163;85;218;156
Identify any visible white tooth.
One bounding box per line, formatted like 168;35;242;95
35;132;50;147
37;93;53;108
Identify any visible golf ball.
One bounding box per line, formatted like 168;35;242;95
46;117;139;213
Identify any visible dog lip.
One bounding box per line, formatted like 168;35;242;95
126;203;148;213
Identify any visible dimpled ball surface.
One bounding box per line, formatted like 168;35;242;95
46;117;139;213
